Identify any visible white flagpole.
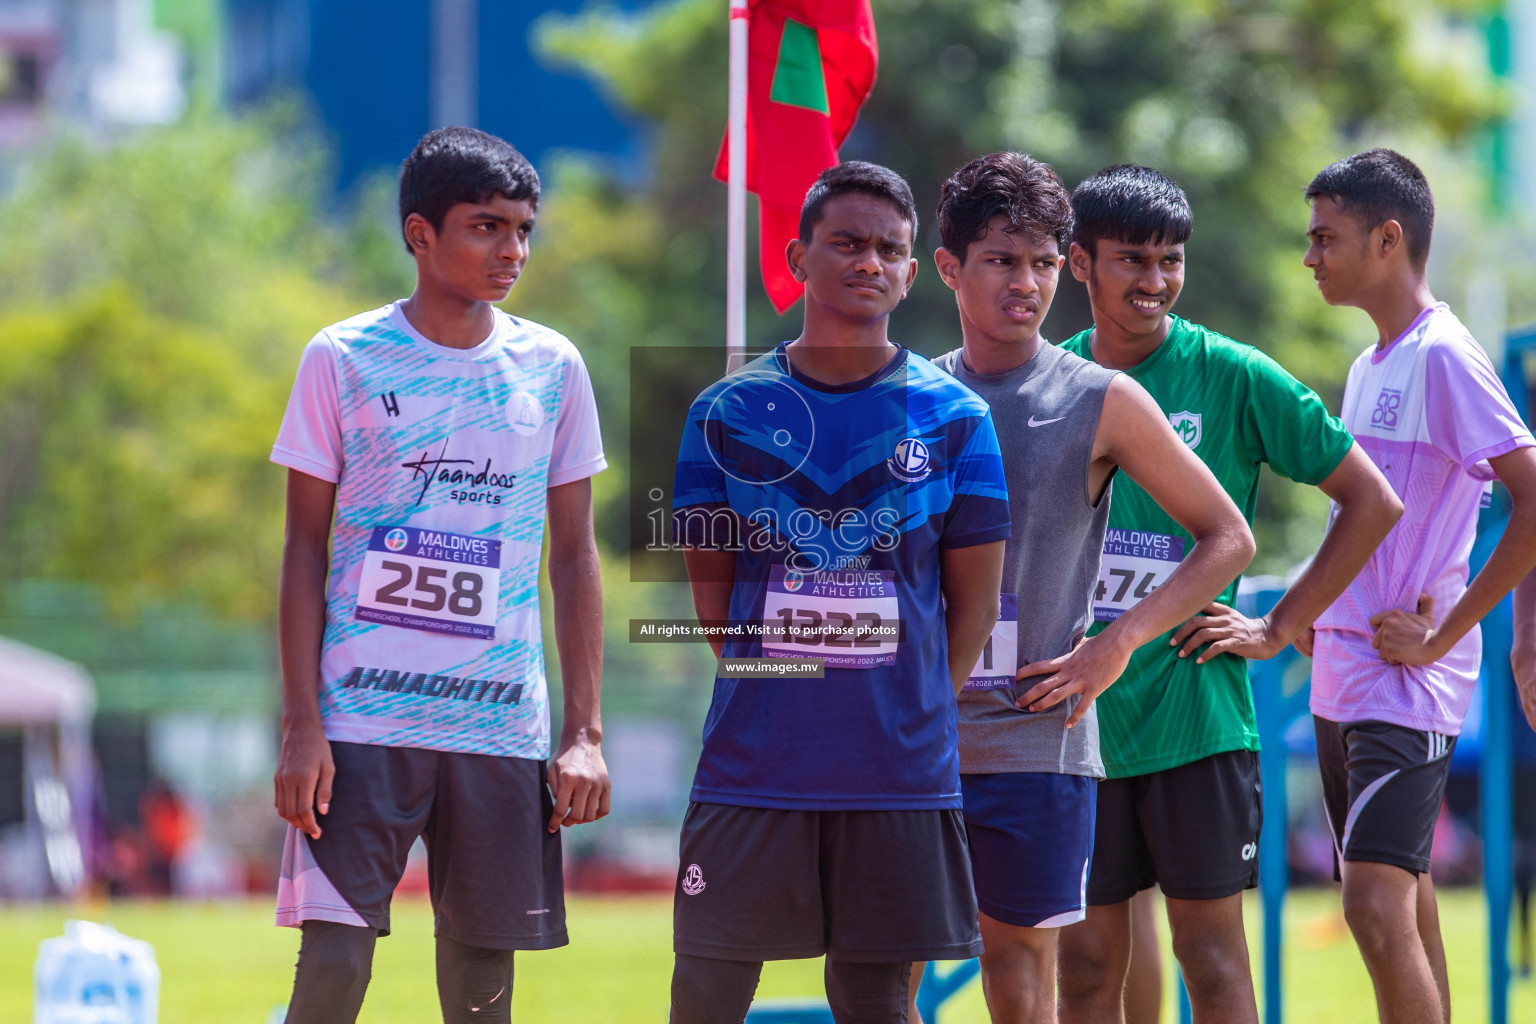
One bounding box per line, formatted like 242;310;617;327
726;0;749;372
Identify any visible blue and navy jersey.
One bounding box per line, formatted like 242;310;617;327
672;343;1011;810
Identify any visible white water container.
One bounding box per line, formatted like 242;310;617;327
34;920;160;1024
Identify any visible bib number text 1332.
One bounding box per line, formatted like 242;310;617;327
761;565;899;669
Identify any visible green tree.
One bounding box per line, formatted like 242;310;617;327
531;0;1503;571
0;110;365;617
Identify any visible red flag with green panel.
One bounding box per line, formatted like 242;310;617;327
715;0;878;313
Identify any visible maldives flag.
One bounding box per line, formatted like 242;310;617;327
714;0;878;313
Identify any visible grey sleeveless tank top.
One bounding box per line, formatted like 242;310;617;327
934;342;1118;776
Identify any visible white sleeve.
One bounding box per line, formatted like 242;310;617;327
1424;335;1535;476
546;346;608;488
271;333;344;483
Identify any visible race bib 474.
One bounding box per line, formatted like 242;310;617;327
355;526;501;639
1094;529;1185;622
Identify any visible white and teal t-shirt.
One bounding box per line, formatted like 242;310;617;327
271;302;607;759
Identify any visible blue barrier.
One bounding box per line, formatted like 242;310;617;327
743;1001;834;1024
916;959;981;1022
1481;323;1534;1024
1167;582;1302;1024
1241;584;1312;1024
745;960;980;1023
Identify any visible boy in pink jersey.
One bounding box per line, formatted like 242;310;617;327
1302;149;1536;1024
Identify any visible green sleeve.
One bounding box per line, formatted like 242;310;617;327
1240;349;1353;485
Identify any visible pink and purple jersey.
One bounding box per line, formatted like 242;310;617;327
271;302;606;759
1312;303;1534;734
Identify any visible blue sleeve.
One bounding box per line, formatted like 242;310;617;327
672;396;736;548
941;410;1012;548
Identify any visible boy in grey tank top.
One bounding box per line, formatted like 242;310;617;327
909;153;1255;1024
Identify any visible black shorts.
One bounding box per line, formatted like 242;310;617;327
1087;750;1262;905
275;741;566;950
673;802;983;963
1314;716;1456;878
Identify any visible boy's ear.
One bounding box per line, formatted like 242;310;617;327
933;247;962;292
403;212;434;255
1377;218;1404;260
900;256;919;299
786;238;808;282
1068;242;1092;283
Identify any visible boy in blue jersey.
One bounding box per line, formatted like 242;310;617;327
669;162;1011;1023
270;128;610;1024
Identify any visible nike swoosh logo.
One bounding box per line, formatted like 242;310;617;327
1027;415;1066;427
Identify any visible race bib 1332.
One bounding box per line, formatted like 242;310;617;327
761;565;900;669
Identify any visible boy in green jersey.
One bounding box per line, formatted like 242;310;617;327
1050;165;1402;1024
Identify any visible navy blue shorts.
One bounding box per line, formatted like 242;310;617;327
961;772;1097;928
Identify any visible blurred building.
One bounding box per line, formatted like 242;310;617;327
0;581;280;898
0;635;93;900
0;0;184;148
224;0;654;190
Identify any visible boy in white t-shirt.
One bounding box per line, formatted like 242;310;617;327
1301;149;1536;1024
269;127;610;1024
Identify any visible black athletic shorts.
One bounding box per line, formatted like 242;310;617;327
1087;749;1262;905
275;741;566;950
1314;716;1456;878
673;802;983;963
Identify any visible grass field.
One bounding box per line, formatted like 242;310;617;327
1;889;1533;1022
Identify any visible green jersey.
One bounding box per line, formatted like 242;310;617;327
1061;316;1352;778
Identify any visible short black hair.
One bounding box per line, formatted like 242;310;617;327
1305;149;1434;269
937;152;1072;263
398;126;540;252
1070;165;1193;257
798;161;918;245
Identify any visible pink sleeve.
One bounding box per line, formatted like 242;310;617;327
547;347;608;488
1424;335;1535;479
270;334;344;483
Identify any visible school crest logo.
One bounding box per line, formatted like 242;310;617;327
1371;388;1402;430
384;528;409;552
682;863;706;896
888;438;933;482
507;391;546;435
1168;411;1202;450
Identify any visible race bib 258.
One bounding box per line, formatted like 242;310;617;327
355;526;501;639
